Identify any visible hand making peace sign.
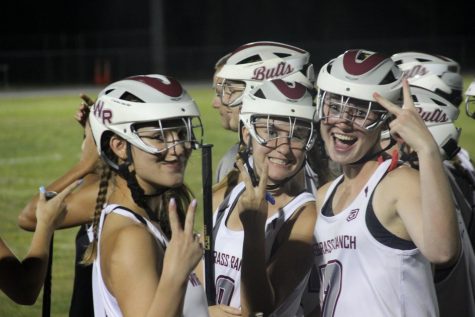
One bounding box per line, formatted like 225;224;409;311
373;79;438;155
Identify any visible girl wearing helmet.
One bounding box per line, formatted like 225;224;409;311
306;50;460;317
19;75;209;317
210;79;317;316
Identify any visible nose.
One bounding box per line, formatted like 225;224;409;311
275;137;292;154
165;131;187;155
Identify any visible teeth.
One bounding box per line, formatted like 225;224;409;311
333;133;356;141
269;157;288;165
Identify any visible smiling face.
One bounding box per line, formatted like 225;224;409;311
128;120;193;193
242;117;308;185
320;94;384;165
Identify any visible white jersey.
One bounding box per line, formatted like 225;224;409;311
435;167;475;317
212;181;315;316
311;160;438;317
92;204;209;317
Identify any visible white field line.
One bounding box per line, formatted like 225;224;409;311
0;153;63;165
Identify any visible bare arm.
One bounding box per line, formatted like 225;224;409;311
374;80;460;264
0;181;80;304
18;122;99;231
103;199;203;317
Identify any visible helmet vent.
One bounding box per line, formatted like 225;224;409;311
275;53;291;58
119;92;144;102
432;98;446;106
379;71;397;85
412;95;419;102
238;55;262;64
416;58;431;63
254;89;266;99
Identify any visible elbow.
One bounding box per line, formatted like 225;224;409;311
428;241;461;265
18;212;37;231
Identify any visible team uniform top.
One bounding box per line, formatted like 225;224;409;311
435;165;475;317
313;160;438;317
92;204;209;317
213;181;315;316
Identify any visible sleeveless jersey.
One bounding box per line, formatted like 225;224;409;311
312;160;438;317
212;181;315;316
92;204;209;317
435;166;475;317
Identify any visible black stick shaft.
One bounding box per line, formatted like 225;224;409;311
42;235;53;317
201;144;216;305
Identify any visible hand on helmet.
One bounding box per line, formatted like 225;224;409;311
374;79;438;155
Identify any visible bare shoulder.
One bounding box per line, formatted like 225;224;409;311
212;184;227;214
375;164;420;207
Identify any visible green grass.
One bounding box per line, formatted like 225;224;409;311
0;80;475;316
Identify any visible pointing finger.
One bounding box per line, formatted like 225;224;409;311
401;79;415;110
373;92;402;116
236;159;254;189
168;198;181;235
183;199;197;235
54;179;83;202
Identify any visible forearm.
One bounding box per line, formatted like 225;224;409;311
0;223;53;305
241;227;275;316
18;162;94;230
145;275;187;317
418;148;460;263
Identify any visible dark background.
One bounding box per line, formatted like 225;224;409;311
0;0;474;86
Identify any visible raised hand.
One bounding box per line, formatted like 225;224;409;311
161;199;203;283
373;79;437;154
74;94;94;128
36;179;83;229
235;158;269;227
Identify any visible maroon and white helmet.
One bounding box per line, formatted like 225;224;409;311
216;41;315;107
89;74;202;159
240;79;316;151
465;80;475;119
316;49;403;130
391;52;463;106
409;86;460;159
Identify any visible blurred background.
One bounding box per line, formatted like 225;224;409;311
1;0;474;87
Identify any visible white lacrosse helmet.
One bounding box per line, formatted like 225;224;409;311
89;74;202;159
391;52;463;106
240;79;316;151
216;41;315;107
316;49;403;130
410;86;460;159
465;80;475;119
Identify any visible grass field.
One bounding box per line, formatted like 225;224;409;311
0;80;474;316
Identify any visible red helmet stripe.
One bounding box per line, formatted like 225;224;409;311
343;50;387;76
272;79;307;99
127;75;183;98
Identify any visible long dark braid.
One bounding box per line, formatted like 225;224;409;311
81;161;112;265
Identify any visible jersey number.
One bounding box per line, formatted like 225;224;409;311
319;260;343;317
215;275;235;305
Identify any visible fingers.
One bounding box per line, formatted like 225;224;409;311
257;159;268;194
80;93;95;107
183;199;197;235
235;159;254;189
218;304;242;315
168;198;180;235
401;79;415;109
38;186;47;203
373;92;401;116
54;179;83;202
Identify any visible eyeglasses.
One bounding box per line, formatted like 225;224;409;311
251;116;314;150
319;92;387;130
214;79;245;107
132;118;203;154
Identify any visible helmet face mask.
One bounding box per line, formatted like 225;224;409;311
318;91;388;131
465;81;475;119
132;117;203;155
215;78;246;107
248;115;315;151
